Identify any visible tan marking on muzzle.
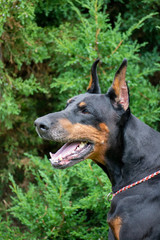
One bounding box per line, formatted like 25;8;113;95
59;119;110;165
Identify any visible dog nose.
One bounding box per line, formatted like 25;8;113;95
34;118;50;132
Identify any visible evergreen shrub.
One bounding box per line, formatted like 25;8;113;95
3;155;111;239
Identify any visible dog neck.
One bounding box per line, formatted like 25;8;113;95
100;114;160;193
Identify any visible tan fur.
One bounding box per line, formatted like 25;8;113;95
59;119;110;165
108;216;122;240
78;102;87;108
67;98;73;105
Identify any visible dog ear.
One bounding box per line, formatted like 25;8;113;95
87;59;101;94
108;59;129;111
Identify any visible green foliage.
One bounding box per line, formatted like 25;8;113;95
1;155;111;239
0;0;159;239
0;215;30;240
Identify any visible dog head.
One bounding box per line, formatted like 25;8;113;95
35;59;130;169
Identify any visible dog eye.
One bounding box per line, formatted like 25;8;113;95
81;108;90;114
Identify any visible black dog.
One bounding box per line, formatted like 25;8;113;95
35;59;160;240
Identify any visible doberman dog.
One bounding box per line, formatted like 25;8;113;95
35;59;160;240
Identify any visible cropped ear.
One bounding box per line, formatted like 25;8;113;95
87;59;101;94
108;59;129;110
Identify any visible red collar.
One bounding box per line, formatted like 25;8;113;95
108;170;160;201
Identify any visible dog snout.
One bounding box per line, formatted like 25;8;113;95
34;112;67;141
34;117;50;133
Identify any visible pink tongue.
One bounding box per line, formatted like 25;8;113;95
54;142;81;159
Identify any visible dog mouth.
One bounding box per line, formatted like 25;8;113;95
49;141;94;169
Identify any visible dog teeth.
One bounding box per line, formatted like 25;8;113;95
49;141;88;164
54;159;59;163
49;152;59;164
76;142;87;151
49;152;53;158
79;142;85;148
49;157;59;164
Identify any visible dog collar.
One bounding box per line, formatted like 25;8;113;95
107;170;160;201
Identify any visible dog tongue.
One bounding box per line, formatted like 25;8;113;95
53;142;81;159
